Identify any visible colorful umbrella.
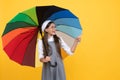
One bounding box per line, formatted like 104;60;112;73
1;5;82;67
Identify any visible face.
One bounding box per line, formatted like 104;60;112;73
45;23;56;36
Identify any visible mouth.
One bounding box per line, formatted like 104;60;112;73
52;31;56;33
52;31;56;34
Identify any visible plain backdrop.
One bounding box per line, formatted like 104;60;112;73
0;0;120;80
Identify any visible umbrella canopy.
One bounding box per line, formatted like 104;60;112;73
1;5;82;67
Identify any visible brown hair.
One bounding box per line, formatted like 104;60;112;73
41;22;62;58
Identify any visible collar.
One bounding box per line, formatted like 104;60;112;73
48;36;54;42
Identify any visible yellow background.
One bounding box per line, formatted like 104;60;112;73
0;0;120;80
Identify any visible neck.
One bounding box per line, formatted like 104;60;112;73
48;34;53;38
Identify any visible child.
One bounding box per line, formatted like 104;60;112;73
38;20;81;80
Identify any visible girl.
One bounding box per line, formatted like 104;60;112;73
38;20;81;80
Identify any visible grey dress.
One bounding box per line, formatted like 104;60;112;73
42;41;66;80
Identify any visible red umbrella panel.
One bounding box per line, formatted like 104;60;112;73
2;27;38;67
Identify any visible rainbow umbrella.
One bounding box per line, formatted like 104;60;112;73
1;5;82;67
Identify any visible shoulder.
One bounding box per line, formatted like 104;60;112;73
37;39;43;44
38;39;42;41
58;36;64;42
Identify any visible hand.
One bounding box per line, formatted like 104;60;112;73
75;36;81;43
45;56;51;62
40;56;51;63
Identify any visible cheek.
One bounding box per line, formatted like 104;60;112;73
48;29;52;33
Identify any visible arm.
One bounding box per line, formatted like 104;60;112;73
38;39;51;62
60;37;73;55
60;36;81;55
71;36;81;53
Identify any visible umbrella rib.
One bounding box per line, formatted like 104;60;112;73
36;6;66;24
56;30;81;38
56;24;82;30
56;30;75;39
9;28;37;59
47;10;78;20
22;29;38;67
7;21;38;26
9;13;38;26
2;27;37;48
51;17;78;21
54;18;81;29
20;13;38;25
2;22;38;36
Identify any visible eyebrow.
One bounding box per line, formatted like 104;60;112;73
52;25;56;28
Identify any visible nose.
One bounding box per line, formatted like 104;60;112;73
53;27;56;31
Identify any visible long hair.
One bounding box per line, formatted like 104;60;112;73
41;22;62;58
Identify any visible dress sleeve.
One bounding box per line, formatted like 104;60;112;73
38;39;44;59
59;37;73;55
